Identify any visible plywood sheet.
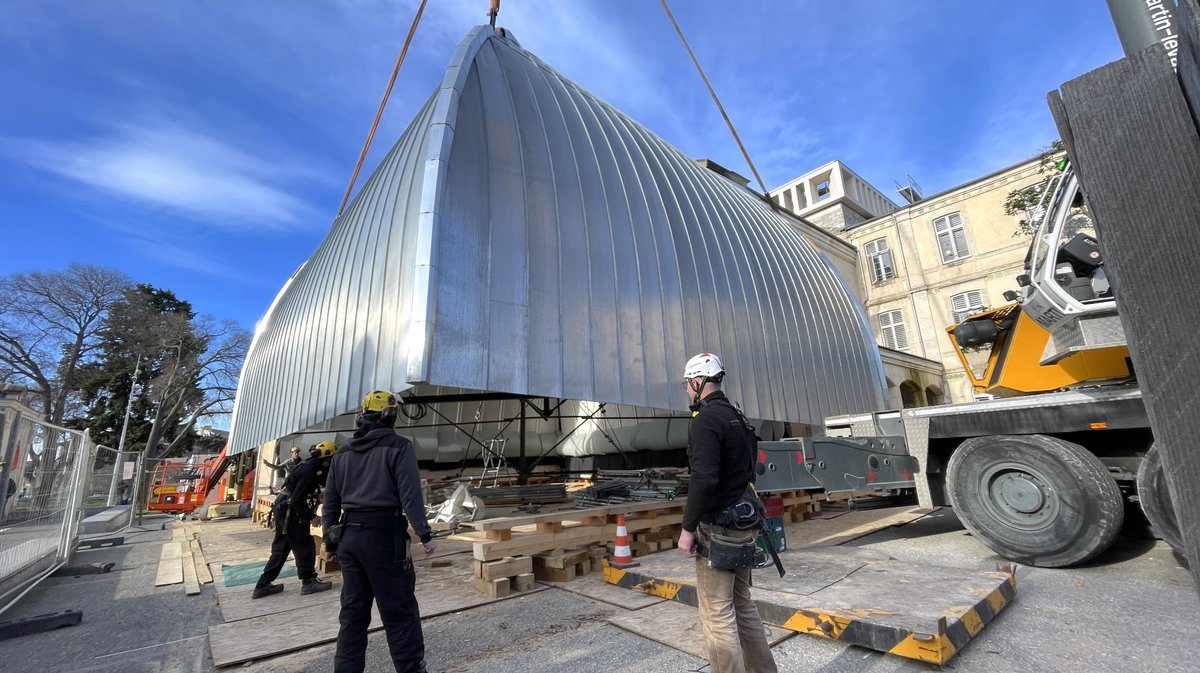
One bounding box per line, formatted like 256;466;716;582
209;552;547;666
607;600;792;659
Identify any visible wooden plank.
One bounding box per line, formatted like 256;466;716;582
476;555;534;580
512;572;535;592
534;564;576;583
191;540;213;584
533;549;588;570
1050;10;1200;586
473;576;511;597
154;540;184;587
473;526;609;561
608;600;792;660
786;506;935;548
182;543;201;596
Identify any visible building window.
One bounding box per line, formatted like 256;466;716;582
934;212;970;262
863;238;895;284
950;289;985;323
879;309;909;351
816;179;831;200
782;189;794;212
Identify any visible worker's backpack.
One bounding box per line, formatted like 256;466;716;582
271;492;291;529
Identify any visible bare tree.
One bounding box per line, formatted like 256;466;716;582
0;264;131;425
142;316;251;460
0;264;130;506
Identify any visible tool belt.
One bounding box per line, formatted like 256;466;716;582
333;509;412;563
697;523;765;571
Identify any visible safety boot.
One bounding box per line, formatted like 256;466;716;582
251;583;284;599
301;576;332;595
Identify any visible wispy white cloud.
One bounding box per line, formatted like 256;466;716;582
5;117;320;231
124;232;251;283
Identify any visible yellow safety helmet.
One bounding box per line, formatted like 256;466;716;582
309;441;338;460
362;390;399;412
361;389;400;426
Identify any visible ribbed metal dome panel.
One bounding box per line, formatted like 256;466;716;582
228;26;885;455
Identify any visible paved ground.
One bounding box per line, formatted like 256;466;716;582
1;516;222;673
4;510;1198;672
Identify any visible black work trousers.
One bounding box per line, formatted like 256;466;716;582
334;519;425;673
257;509;316;587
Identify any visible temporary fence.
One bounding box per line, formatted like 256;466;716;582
0;407;100;615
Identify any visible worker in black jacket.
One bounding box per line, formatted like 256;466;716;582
251;443;336;599
323;390;435;673
678;352;778;673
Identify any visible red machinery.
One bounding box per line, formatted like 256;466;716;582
146;446;232;515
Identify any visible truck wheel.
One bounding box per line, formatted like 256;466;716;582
946;434;1123;567
1136;444;1186;558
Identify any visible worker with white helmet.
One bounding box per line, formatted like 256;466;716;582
678;352;778;673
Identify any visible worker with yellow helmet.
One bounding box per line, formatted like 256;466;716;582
251;439;337;599
323;390;435;673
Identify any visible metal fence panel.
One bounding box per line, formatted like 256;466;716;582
0;411;96;614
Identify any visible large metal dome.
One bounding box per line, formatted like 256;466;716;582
228;25;885;456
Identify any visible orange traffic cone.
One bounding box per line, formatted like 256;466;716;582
610;513;639;568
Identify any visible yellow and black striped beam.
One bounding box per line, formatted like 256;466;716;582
603;560;1017;665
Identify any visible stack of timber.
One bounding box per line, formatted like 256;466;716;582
452;499;686;568
532;548;596;582
472;555;537;597
252;493;276;528
628;526;679;556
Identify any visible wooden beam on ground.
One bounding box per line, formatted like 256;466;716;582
182;543;201;596
154;540;184;587
191;540;213;584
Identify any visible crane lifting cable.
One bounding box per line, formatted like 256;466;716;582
658;0;768;196
337;0;431;217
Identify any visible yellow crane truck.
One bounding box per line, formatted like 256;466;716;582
830;162;1183;568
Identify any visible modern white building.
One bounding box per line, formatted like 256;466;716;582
769;160;900;233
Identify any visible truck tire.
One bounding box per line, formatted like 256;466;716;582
1136;444;1186;558
946;434;1123;567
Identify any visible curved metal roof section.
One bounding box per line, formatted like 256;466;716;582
228;26;885;456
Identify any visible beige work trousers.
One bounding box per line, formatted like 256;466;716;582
694;553;779;673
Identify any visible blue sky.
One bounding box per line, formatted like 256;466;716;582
0;1;1124;330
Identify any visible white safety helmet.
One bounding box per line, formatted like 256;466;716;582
682;352;725;382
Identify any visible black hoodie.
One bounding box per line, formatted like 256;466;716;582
322;419;433;544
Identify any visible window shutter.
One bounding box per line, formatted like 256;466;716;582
952;219;969;258
895;320;909;351
937;228;955;262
